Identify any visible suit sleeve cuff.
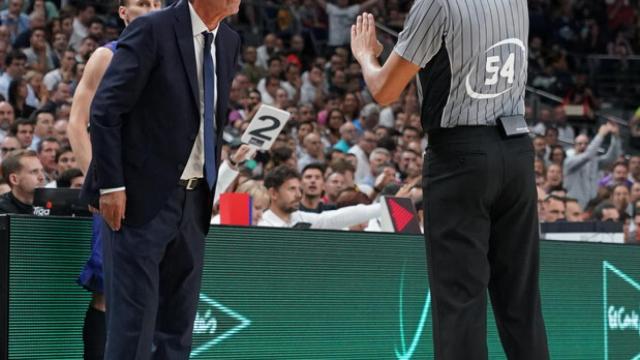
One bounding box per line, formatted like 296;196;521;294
100;187;126;195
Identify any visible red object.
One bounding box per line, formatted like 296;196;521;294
388;198;414;232
219;193;252;226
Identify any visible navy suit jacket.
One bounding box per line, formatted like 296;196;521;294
82;0;241;227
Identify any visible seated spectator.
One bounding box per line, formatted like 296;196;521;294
258;165;381;229
9;118;33;148
598;161;633;189
55;146;76;175
628;155;640;183
0;51;28;102
29;109;54;151
542;195;566;223
43;49;76;93
21;26;55;73
611;183;631;217
564;122;622;207
299;163;335;213
323;170;345;206
297;132;325;172
212;180;270;226
0;135;19;161
348;129;376;186
36;136;58;182
565;198;584;222
0;101;15;141
0;149;45;214
0;0;29;43
543;163;563;193
8;78;35;119
592;201;622;223
56;167;84;188
333;121;357;153
548;145;566;167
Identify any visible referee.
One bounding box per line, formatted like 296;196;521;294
351;1;549;358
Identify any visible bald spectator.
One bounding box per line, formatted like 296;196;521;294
256;33;279;70
348;129;377;186
564;123;622;207
0;101;15;141
53;119;68;147
324;170;346;206
334;121;357;153
0;135;19;161
298;132;325;172
543;195;566;223
9;118;33;148
240;46;265;84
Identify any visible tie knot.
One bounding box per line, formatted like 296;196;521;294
202;31;213;48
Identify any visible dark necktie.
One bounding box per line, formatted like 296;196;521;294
202;31;217;189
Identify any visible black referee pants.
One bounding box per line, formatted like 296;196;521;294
423;126;549;359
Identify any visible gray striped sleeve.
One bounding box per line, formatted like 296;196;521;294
393;0;446;68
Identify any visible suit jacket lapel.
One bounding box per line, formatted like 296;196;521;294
174;0;199;115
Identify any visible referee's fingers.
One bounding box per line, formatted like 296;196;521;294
351;24;356;39
363;12;369;31
356;14;362;34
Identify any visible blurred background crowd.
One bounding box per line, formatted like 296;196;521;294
0;0;638;239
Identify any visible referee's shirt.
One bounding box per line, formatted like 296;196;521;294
394;0;528;131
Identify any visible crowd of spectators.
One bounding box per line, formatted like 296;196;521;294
0;0;637;240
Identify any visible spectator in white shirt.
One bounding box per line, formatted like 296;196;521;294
348;129;376;186
258;165;381;229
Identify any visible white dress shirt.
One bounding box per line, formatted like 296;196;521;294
101;3;219;195
181;1;219;180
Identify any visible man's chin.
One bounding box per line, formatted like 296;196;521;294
284;205;299;214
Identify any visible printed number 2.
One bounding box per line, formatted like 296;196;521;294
484;53;515;86
248;115;281;141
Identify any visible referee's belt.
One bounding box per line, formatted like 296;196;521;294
178;178;204;190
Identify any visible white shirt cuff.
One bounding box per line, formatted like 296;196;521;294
100;187;126;195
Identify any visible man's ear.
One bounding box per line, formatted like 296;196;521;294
8;173;18;187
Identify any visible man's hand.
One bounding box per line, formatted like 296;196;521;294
100;191;126;231
597;123;611;137
608;121;620;136
351;13;383;64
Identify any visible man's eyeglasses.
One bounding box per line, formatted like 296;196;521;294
1;147;17;153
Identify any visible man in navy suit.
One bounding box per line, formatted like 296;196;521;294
81;0;241;358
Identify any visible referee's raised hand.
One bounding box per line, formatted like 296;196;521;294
351;13;383;63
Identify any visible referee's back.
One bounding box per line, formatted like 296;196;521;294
394;0;529;130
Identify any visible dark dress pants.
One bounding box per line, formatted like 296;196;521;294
101;182;210;360
423;126;549;359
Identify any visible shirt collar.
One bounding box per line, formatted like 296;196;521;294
188;1;219;40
